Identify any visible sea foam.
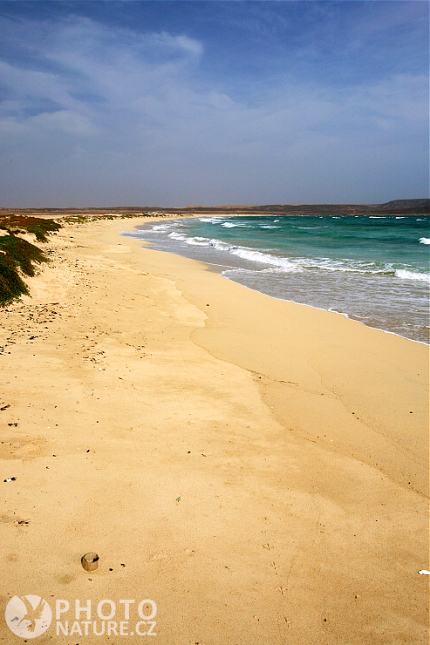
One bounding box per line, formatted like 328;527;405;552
167;230;425;278
125;214;430;344
395;269;430;282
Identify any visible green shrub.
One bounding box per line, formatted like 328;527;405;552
0;216;60;305
0;234;47;277
0;251;30;304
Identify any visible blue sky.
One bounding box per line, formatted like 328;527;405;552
0;1;428;207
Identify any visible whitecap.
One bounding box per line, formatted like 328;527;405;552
168;231;187;241
395;269;430;282
184;236;212;246
199;216;224;223
221;222;246;228
229;247;303;271
302;257;394;275
209;239;234;251
419;237;430;245
152;223;175;231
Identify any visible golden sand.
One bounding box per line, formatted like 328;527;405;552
1;216;428;644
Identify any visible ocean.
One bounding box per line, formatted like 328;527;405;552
124;214;430;344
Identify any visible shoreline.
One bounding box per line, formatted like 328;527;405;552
139;224;427;495
224;275;430;347
128;216;430;346
1;215;428;644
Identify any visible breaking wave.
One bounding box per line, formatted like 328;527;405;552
395;269;430;282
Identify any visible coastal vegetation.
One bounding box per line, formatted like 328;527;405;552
0;214;61;242
0;216;61;305
0;212;148;305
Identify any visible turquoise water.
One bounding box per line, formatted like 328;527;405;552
125;214;430;344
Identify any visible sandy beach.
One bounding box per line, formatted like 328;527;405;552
1;215;428;644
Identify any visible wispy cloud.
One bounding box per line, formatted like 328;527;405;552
0;3;428;206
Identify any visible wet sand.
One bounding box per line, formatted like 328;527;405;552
1;216;428;644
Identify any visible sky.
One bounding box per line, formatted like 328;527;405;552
0;1;428;207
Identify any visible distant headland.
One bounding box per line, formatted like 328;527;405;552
1;199;429;218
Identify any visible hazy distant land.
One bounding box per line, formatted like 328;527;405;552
1;199;429;219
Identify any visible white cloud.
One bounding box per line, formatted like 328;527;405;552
0;13;427;206
148;32;204;57
30;110;96;135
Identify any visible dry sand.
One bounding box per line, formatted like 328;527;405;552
1;216;428;644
